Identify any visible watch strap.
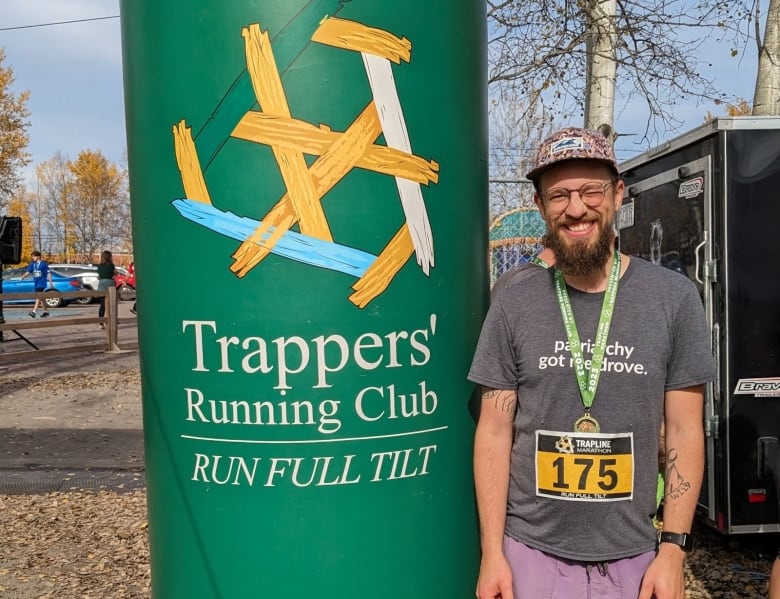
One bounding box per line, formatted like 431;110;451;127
658;531;693;552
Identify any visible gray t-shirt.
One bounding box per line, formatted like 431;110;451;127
468;257;715;561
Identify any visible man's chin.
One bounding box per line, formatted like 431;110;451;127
549;239;611;276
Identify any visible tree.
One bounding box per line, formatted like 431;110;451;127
68;150;129;259
584;0;618;136
30;151;131;262
488;90;554;219
35;153;74;259
0;48;31;207
487;0;754;143
753;0;780;115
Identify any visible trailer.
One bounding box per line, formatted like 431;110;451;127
617;116;780;535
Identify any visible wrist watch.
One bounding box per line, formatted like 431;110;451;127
658;531;694;552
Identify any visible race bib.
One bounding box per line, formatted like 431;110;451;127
535;430;634;502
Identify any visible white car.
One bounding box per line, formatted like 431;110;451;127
49;264;99;304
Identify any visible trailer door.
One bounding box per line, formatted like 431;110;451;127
616;156;718;522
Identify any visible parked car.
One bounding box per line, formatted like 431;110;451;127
0;267;84;308
114;263;136;301
49;264;99;304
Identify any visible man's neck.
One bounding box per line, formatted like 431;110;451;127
562;252;629;293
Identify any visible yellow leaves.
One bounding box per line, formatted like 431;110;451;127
704;97;752;123
0;48;31;198
726;98;752;116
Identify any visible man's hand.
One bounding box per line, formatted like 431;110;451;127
637;545;686;599
476;551;514;599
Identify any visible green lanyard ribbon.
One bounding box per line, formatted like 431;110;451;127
530;255;550;269
553;252;621;412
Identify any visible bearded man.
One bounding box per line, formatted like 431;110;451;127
469;127;715;599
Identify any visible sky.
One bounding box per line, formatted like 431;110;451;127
0;1;764;184
0;1;123;185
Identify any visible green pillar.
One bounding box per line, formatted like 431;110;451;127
120;1;488;596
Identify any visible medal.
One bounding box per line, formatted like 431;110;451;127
554;251;621;435
574;412;600;433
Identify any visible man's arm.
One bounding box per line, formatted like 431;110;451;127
473;386;516;599
639;384;705;599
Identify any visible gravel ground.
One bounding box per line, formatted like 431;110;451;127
0;325;777;598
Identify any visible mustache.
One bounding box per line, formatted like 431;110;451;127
555;215;598;228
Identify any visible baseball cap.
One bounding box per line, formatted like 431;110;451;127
526;127;618;182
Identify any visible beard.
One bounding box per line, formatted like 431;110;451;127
544;217;615;277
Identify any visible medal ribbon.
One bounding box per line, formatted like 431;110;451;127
553;251;621;413
530;255;550;269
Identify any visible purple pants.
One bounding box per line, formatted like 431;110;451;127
503;535;655;599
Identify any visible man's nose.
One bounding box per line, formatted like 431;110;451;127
564;191;588;217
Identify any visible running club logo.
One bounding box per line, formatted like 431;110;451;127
170;14;438;308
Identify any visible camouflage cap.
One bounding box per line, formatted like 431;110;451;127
526;127;618;182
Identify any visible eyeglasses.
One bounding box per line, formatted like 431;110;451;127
541;181;615;209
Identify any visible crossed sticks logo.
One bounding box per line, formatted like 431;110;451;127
170;16;439;308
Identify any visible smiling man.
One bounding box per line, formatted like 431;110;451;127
469;127;715;599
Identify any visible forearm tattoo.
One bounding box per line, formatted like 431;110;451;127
482;387;516;414
664;448;691;500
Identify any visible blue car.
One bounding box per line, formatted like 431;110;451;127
0;267;84;308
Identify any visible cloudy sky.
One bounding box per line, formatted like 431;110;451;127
0;0;123;184
0;1;762;184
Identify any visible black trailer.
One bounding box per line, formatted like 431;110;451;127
617;116;780;535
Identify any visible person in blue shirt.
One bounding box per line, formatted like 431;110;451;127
21;250;53;318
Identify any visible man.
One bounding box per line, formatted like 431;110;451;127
469;127;715;598
21;250;53;318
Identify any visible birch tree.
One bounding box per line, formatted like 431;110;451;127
584;0;618;137
488;0;753;143
35;153;74;258
753;0;780;115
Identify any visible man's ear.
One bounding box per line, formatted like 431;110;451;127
534;193;546;218
613;179;625;211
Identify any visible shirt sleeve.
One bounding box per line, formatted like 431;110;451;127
665;281;716;390
467;294;519;390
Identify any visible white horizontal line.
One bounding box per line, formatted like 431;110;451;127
180;426;448;445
